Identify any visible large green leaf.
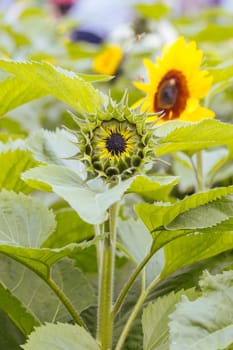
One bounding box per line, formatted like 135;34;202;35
26;128;86;182
0;150;37;193
0;241;101;281
0;59;102;115
51;259;96;320
0;190;55;247
21;322;100;350
147;250;233;306
167;195;233;230
142;289;196;350
0;76;44;117
154;119;233;156
43;209;94;248
161;231;233;278
0;190;92;279
0;282;39;336
26;129;81;169
0;255;95;324
136;185;233;233
136;187;233;255
118;218;164;285
23;165;135;224
127;175;179;201
118;218;152;264
169;270;233;350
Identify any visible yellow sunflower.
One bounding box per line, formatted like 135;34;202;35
133;36;215;123
93;45;123;76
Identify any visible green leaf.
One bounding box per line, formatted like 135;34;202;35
167;195;233;230
118;218;152;264
154;119;233;156
0;117;27;135
172;152;195;193
136;187;233;255
21;322;100;350
134;3;170;20
51;259;96;320
206;151;233;188
0;283;39;336
169;270;233;350
0;76;44;116
69;245;98;273
0;150;38;193
0;59;102;115
161;231;233;278
127;175;179;201
0;255;95;324
23;165;135;224
0;309;25;350
118;218;164;285
26;129;85;176
148;250;233;307
0;236;101;281
43;209;94;248
0;190;80;279
142;289;196;350
206;81;233;105
208;60;233;84
0;190;56;247
0;178;103;282
136;185;233;233
26;129;80;164
191;23;233;42
77;73;114;83
113;278;143;350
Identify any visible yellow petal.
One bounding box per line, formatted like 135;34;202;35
133;81;151;93
131;97;145;109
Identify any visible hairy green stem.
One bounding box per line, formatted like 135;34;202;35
97;203;119;350
112;251;153;317
94;224;103;272
115;275;161;350
47;277;88;329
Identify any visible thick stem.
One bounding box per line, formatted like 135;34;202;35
94;224;103;272
97;203;119;350
47;277;88;329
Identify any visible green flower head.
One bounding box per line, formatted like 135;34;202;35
71;95;156;181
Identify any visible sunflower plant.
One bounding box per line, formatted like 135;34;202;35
1;33;233;350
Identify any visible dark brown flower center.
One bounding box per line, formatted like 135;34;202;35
154;70;189;120
106;133;126;155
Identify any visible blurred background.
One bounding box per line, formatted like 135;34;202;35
0;0;232;128
0;0;232;194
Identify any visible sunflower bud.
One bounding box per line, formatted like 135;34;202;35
71;96;156;181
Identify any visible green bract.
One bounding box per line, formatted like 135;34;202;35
71;96;156;181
